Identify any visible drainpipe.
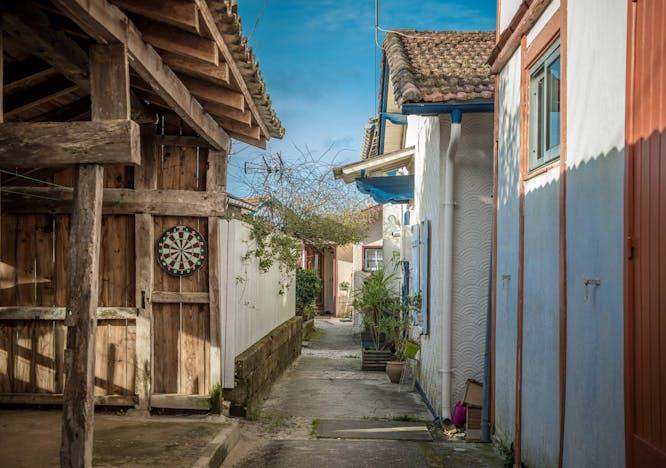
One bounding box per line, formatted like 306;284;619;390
440;109;462;420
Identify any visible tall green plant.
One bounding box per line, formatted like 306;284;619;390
353;269;400;350
296;268;321;313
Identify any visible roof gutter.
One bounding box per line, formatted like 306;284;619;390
401;101;494;116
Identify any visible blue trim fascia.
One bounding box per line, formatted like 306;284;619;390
401;101;494;116
382;112;408;125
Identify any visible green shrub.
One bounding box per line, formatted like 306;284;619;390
296;268;321;312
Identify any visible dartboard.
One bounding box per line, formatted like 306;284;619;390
156;225;207;276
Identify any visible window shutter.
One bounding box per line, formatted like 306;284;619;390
420;220;430;335
410;223;420;297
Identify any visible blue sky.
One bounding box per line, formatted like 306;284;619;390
228;0;496;196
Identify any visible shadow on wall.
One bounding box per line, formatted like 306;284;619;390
495;142;626;468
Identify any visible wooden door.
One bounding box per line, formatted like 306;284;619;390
626;1;666;465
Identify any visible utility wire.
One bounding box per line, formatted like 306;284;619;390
0;169;67;188
0;188;62;201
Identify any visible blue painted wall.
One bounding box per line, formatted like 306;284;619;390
522;173;561;467
494;49;521;446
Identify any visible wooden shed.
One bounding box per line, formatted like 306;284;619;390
0;0;283;462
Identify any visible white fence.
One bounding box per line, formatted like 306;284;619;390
218;219;296;387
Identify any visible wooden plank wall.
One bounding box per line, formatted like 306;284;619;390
152;144;210;396
0;166;136;396
0;136;215;399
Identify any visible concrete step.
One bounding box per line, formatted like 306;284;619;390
314;419;433;442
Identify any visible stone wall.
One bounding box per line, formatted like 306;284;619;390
302;319;315;341
225;316;302;416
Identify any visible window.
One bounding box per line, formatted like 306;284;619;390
528;40;561;172
363;247;383;271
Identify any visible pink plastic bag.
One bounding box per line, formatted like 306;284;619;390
452;401;467;427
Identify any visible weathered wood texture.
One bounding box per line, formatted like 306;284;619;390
151;143;211;396
0;138;218;404
90;43;130;121
61;164;104;467
3;187;227;216
0;120;140;168
52;0;230;150
0;317;136;396
62;42;129;468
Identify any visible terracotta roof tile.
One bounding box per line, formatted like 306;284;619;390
384;30;495;106
360;117;379;160
206;0;285;139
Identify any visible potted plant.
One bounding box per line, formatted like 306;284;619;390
380;297;412;383
353;269;399;370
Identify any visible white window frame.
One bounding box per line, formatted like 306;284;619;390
528;40;561;172
363;247;383;272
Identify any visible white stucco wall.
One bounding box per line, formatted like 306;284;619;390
408;113;493;415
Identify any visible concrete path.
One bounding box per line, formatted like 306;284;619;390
223;318;504;468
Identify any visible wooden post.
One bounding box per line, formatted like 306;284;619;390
60;42;129;468
60;164;104;467
134;124;157;411
207;149;227;390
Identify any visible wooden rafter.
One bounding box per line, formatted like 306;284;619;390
111;0;200;34
1;3;90;90
136;19;219;66
162;52;230;86
193;0;271;140
51;0;229;150
178;75;244;112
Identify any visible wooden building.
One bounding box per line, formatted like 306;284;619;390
0;0;283;464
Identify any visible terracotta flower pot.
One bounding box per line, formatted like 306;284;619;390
386;360;406;383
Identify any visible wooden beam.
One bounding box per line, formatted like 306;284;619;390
136;125;159;188
207;149;227;193
179;76;244;112
214;117;260;141
52;0;229;150
0;393;137;407
227;131;267;150
4;83;80;120
132;80;251;127
61;42;128;468
193;0;271;140
151;291;210;304
112;0;200;33
90;43;130;120
134;126;155;411
2;187;229;216
4;67;60;95
1;28;3;123
0;307;138;320
1;3;90;90
156;134;212;148
134;214;153;411
60;164;104;468
0;120;141;168
136;19;218;65
162;53;230;86
200;101;252;126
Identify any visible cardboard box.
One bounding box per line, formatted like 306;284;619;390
462;379;483;408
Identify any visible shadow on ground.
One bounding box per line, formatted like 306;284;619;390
223;318;504;468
